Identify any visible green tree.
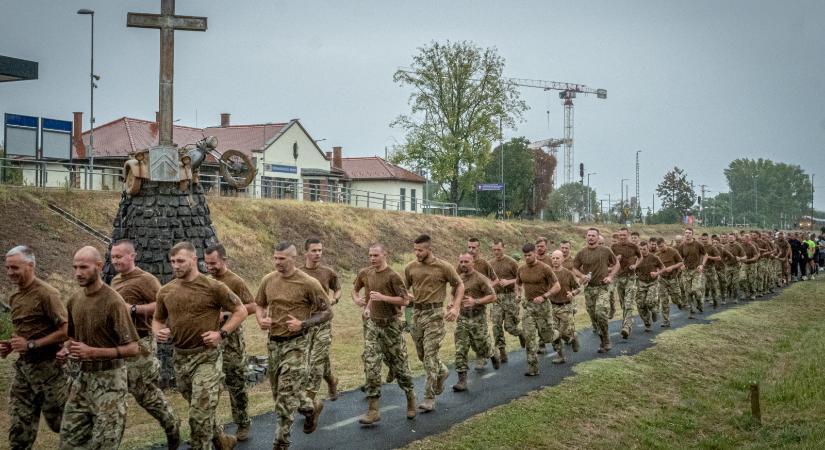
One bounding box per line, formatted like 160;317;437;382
724;158;812;228
391;40;528;204
546;182;597;221
477;137;534;217
656;167;695;212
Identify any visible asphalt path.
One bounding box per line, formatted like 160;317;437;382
157;292;780;450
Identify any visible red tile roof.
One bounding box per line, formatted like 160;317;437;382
340;157;425;183
76;117;287;159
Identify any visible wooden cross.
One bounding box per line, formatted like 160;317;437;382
127;0;207;147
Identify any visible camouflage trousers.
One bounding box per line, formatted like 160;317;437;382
267;334;309;446
127;335;178;436
615;276;637;334
704;267;721;305
174;347;224;450
454;309;493;373
523;301;558;371
657;277;681;326
740;263;758;299
550;302;576;347
490;292;524;350
584;285;611;340
757;260;770;294
410;305;448;400
722;265;740;300
59;364;128;450
635;280;659;328
222;326;250;428
364;318;414;397
682;269;705;312
303;321;333;397
9;358;68;450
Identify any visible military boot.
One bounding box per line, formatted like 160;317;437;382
325;374;339;401
302;397;323;434
166;418;181;450
552;347;566;364
212;432;237;450
236;424;250;442
418;397;435;412
405;390;417;419
474;358;487;371
358;397;381;425
490;353;501;370
499;347;508;363
434;369;449;395
298;391;315;415
273;440;290;450
452;372;468;392
571;336;580;352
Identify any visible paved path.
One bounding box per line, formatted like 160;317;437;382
157;294;778;449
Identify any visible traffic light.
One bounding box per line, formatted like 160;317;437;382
579;163;584;179
697;196;702;205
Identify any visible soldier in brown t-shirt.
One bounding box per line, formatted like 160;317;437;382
700;233;722;308
254;242;332;447
205;243;256;440
516;242;560;376
451;252;499;391
299;238;343;406
3;245;69;450
110;240;180;448
573;228;619;352
725;232;745;301
153;242;247;450
611;228;642;338
58;246;139;450
677;228;708;318
535;236;550;265
559;241;576;272
403;234;463;412
488;239;525;362
655;237;685;326
353;243;415;424
738;233;761;300
466;237;497;370
548;250;582;364
634;242;665;332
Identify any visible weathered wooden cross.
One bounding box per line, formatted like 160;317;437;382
127;0;207;180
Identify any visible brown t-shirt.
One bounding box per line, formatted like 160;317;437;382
755;239;771;259
535;253;550;266
718;245;737;266
67;284;138;353
255;269;330;337
488;255;519;294
212;269;255;307
703;243;722;269
611;242;642;277
516;261;558;301
635;254;665;283
742;242;759;262
353;266;407;321
776;239;790;258
154;274;242;349
111;267;161;334
727;242;745;259
403;254;462;305
9;277;67;362
472;257;498;282
573;246;617;286
550;267;578;304
458;270;494;314
301;264;341;294
678;241;706;270
656;247;683;279
562;255;575;271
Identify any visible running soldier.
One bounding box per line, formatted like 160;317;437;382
535;237;550;265
354;243;416;424
776;232;791;286
655;237;684;327
573;228;619;353
559;241;576;272
516;243;560;375
404;234;463;412
548;250;582;364
466;237;498;369
714;235;736;305
700;233;722;308
634;242;665;332
299;238;342;405
110;240;180;448
488;239;525;363
451;252;500;391
738;233;760;300
3;246;69;450
725;232;745;302
677;228;707;319
58;246;139;450
204;244;257;441
610;228;641;338
153;242;247;450
255;242;332;449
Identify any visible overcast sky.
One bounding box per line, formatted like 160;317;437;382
2;0;824;210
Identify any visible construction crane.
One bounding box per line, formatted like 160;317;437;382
507;78;607;185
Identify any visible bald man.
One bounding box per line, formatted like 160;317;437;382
57;246;140;450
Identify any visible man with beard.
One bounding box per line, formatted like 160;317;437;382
559;241;576;272
204;244;257;441
678;229;707;319
451;252;499;391
548;250;582;364
153;242;247;450
58;246;139;450
110;240;180;448
3;246;69;450
516;243;560;375
535;237;550;265
488;239;525;363
255;242;332;449
655;237;684;327
574;228;619;353
403;234;463;412
610;228;641;338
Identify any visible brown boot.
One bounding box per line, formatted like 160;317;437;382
325;374;339;401
418;397;435;412
499;347;508;363
273;440;290;450
490;353;501;370
434;369;449;395
452;372;468;392
236;424;250;442
166;419;181;450
298;391;315;415
571;336;580;353
212;432;237;450
302;398;323;434
552;347;565;364
405;391;416;419
358;397;381;425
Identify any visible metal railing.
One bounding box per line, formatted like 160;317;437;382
0;157;459;216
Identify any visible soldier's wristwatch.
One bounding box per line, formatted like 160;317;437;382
26;340;37;351
130;304;138;317
219;329;229;340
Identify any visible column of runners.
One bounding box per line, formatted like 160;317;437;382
1;227;803;450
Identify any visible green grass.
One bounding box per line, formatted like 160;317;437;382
404;279;825;450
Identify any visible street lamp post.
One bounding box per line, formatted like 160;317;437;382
77;8;96;189
586;172;597;220
621;178;629;223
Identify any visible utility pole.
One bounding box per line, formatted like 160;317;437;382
753;174;758;225
620;178;629;223
500;117;505;220
699;184;706;225
812;174;815;229
635;150;641;220
652;193;655;214
587;172;597;220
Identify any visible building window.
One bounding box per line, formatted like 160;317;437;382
400;188;406;211
411;188;417;212
309;180;321;202
262;176;297;199
327;180;337;203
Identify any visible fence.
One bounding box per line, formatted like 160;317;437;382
0;157;459;216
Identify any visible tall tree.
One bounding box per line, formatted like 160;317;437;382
724;158;813;228
546;182;597;221
477;137;534;217
391;41;528;204
656;167;695;212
